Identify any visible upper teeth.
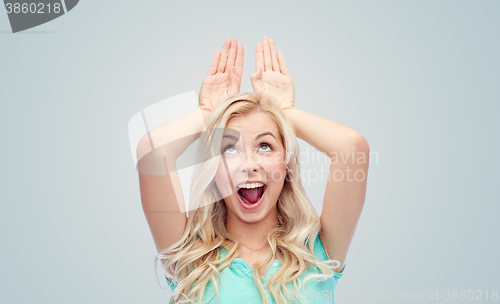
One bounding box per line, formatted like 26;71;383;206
238;182;264;189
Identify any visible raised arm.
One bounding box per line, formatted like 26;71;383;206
284;107;369;274
251;37;369;273
136;105;209;252
136;37;244;253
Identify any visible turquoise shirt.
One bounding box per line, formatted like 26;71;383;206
166;235;345;303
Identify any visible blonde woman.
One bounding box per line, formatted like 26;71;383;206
136;37;369;304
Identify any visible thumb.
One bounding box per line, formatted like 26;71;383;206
250;66;262;83
253;66;262;79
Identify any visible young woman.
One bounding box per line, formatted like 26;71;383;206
136;37;369;304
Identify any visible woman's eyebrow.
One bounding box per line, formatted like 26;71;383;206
256;132;276;140
222;134;239;141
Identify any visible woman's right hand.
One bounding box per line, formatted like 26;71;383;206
198;37;244;113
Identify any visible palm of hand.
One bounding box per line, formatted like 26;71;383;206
256;71;295;111
251;37;295;112
199;73;235;112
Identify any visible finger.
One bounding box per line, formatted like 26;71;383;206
226;37;238;72
217;39;230;73
277;50;290;76
262;36;272;72
269;39;280;72
255;43;264;72
208;50;221;76
234;45;244;80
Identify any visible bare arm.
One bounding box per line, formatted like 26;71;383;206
136;107;210;252
285;107;369;273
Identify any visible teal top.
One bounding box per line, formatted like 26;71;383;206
166;234;345;303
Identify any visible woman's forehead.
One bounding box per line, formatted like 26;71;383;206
226;111;279;132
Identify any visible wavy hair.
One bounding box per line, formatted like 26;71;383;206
156;93;340;304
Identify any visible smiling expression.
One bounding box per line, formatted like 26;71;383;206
214;110;287;223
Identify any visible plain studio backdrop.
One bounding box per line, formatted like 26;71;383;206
1;1;499;303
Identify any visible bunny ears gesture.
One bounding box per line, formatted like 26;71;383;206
198;36;295;114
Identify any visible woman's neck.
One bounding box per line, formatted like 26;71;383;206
226;209;279;251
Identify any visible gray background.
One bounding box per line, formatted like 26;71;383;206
1;0;499;303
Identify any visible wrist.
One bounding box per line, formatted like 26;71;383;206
197;103;212;113
282;106;301;138
282;104;297;114
196;106;212;125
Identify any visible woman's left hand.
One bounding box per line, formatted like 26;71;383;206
250;37;295;111
199;37;244;113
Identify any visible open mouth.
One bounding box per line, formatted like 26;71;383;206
236;183;267;205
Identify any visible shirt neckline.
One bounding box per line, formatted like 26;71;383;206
219;234;323;278
234;258;282;280
220;248;282;278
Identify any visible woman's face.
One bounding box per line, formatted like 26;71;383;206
215;110;287;223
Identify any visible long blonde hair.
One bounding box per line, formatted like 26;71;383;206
156;93;340;304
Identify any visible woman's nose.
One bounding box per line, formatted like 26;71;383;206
241;152;260;173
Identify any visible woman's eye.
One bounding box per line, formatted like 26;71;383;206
223;145;237;154
259;143;272;152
